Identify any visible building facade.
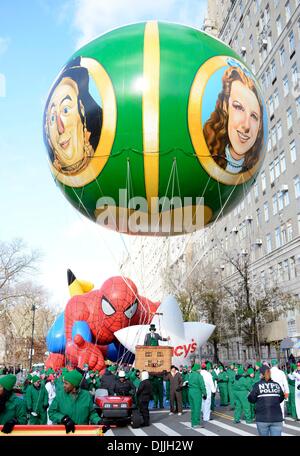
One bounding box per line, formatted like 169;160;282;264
120;0;300;363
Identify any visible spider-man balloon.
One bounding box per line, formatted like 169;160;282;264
45;273;159;372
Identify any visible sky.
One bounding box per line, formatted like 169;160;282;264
0;0;208;311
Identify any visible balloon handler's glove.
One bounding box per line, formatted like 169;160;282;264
97;420;111;434
297;385;300;390
1;418;18;434
202;395;207;400
61;415;76;434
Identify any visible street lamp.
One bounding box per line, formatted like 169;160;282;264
29;303;36;370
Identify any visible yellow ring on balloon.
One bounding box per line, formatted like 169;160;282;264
188;55;264;186
50;57;117;188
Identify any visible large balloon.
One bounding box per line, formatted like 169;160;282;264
43;21;268;235
45;270;159;372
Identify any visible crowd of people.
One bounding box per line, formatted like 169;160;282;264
0;357;299;436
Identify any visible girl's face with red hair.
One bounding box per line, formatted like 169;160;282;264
227;80;261;160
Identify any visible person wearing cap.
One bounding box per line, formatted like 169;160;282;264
26;375;49;424
163;366;183;416
48;369;108;433
232;367;253;424
246;368;256;421
270;358;289;419
254;362;262;382
287;364;297;420
136;371;153;427
216;365;229;406
100;366;117;395
150;373;164;409
181;366;190;409
248;365;285;436
227;363;236;410
287;361;300;421
187;364;207;428
0;374;27;434
45;374;56;424
200;363;216;422
113;370;135;396
144;324;170;346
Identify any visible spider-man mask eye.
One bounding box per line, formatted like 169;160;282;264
124;299;138;319
101;297;116;316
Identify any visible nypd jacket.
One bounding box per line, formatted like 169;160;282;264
248;379;284;422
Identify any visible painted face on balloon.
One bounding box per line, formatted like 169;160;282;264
227;81;261;161
46;77;88;174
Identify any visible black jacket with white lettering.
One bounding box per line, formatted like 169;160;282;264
248;379;284;422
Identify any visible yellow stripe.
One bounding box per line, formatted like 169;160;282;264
143;21;160;207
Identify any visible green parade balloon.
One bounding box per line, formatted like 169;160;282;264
43;21;268;236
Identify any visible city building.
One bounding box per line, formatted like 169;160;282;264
120;0;300;363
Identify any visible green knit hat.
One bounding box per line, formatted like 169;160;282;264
237;368;244;375
32;375;40;383
0;374;17;391
206;362;212;370
255;362;262;367
271;359;278;366
247;368;254;375
64;370;83;387
290;363;296;371
192;363;201;372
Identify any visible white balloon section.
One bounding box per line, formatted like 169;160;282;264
114;295;215;366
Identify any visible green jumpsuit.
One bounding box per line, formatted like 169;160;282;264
210;369;218;411
150;375;164;408
0;393;27;425
48;388;100;424
227;369;236;409
188;369;207;427
181;369;190;408
287;370;297;419
233;374;252;423
217;370;229;406
26;384;49;424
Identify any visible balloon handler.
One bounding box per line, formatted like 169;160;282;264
0;374;27;434
144;324;170;346
48;369;110;434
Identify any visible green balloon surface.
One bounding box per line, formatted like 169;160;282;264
43;21;268;235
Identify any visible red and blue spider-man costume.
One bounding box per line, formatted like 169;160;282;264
45;271;159;372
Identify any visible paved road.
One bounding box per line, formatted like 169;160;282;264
105;407;300;437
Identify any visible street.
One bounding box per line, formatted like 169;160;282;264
105;406;300;437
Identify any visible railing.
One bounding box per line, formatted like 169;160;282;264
0;425;111;436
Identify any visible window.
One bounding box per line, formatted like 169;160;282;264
290;257;296;279
264;202;269;222
287;107;293;130
265;5;270;24
254;182;259;199
290;140;297;163
279;46;285;66
272;126;277;146
285;1;291;22
296;97;300;118
283;75;289;96
292;63;298;88
283;258;290;280
273;194;278;215
275;227;281;248
280;151;286;172
276;16;282;36
271;59;276;81
294;176;300;198
275;157;280;178
284;189;290;207
289;31;295;53
287;221;293;242
269;96;274;116
277;120;282;141
269;162;275;183
256;208;261;226
266;234;272;253
278;191;284;211
261;171;266;193
274;89;279;110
